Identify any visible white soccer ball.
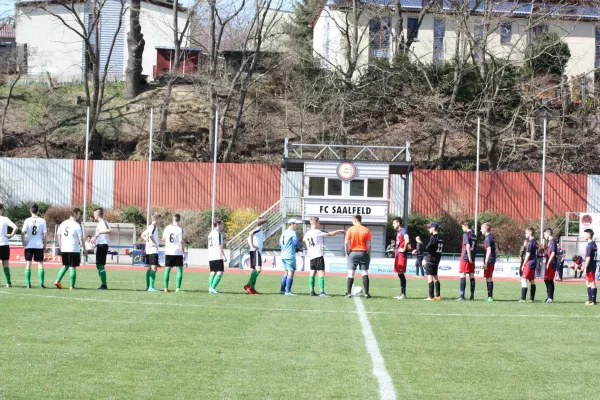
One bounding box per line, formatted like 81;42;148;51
352;286;363;296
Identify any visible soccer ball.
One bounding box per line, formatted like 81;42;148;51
352;286;363;297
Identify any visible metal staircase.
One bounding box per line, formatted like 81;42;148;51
227;198;300;268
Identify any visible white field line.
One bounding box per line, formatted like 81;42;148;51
354;296;397;400
0;291;599;319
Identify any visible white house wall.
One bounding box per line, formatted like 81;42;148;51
16;4;85;80
135;2;190;79
315;9;600;79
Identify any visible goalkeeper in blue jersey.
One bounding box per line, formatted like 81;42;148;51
279;219;300;296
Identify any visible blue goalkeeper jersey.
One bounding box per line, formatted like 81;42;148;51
280;229;299;260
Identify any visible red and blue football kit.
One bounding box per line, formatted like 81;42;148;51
544;239;558;280
459;231;477;273
394;228;408;273
483;234;496;278
585;241;597;282
523;239;538;281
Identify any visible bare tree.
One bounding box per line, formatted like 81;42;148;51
125;0;145;98
0;46;27;146
35;0;126;158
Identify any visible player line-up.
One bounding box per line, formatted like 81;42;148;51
0;203;597;304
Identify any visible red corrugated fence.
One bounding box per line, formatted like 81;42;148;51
412;170;587;221
113;161;280;210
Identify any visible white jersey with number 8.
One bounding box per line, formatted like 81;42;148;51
163;225;184;256
22;217;47;249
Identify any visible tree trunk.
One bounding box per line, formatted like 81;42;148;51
158;0;182;137
125;0;145;98
0;73;21;146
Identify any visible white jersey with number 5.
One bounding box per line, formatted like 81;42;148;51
163;225;184;256
304;229;329;260
57;219;83;253
144;224;159;255
22;217;47;249
208;229;223;261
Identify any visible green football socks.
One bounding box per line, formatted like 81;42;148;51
212;274;222;289
69;268;76;288
56;266;67;282
149;270;156;289
176;267;183;290
209;274;215;288
248;270;260;289
25;269;31;287
318;277;325;293
38;268;44;286
96;264;107;285
3;266;11;285
145;269;151;289
164;267;171;289
309;276;315;292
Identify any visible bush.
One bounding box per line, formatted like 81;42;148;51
226;208;260;240
120;205;146;226
6;202;52;228
154;207;231;248
44;206;72;239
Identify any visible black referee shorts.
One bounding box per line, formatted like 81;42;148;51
95;244;109;265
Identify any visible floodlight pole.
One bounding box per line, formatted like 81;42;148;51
474;117;481;234
211;110;219;226
540;118;548;238
83;106;90;223
146;108;154;224
403;141;411;230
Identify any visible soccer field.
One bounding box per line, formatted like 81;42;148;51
0;267;597;400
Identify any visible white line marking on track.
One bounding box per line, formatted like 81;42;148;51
354;296;397;400
0;291;598;319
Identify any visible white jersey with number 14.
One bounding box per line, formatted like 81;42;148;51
304;229;329;260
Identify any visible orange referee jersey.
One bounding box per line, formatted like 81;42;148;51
346;225;371;251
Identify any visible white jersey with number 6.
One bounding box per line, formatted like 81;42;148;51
57;219;83;253
304;229;329;260
22;217;47;249
208;229;223;261
163;225;184;256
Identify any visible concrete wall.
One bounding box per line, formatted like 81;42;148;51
16;4;85;79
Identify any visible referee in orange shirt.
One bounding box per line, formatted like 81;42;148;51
345;215;372;298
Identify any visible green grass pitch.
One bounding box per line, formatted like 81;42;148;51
0;267;597;399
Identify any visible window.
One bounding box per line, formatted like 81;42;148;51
350;180;365;197
500;22;512;44
529;24;548;42
367;179;385;198
407;18;419;40
308;177;325;196
433;19;445;64
370;16;391;59
327;179;342;196
596;27;600;69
